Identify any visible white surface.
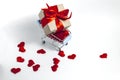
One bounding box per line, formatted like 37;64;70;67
0;0;120;80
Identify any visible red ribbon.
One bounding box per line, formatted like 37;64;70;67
41;3;72;32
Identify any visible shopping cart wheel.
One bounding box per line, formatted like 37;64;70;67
42;40;45;44
58;48;61;51
65;43;68;45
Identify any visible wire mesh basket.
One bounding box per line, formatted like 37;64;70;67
38;20;71;51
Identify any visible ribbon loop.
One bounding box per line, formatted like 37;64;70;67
45;10;57;17
41;4;72;32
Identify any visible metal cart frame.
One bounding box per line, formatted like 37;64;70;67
38;20;71;51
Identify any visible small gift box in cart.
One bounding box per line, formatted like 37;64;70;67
38;4;72;50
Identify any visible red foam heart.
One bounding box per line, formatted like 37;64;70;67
67;54;76;60
51;64;58;72
16;56;25;63
17;42;25;47
27;59;35;67
19;47;26;52
37;49;46;54
11;68;21;74
53;58;60;64
100;53;107;58
33;64;40;72
58;50;65;57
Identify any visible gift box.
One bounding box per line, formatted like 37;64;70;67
39;4;72;35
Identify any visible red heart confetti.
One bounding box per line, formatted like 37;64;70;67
12;41;77;73
51;64;58;72
53;58;60;65
19;47;26;52
16;56;25;63
67;54;76;60
100;53;107;58
58;50;65;57
33;64;40;72
17;41;26;52
27;59;35;67
37;49;46;54
17;42;25;47
11;68;21;74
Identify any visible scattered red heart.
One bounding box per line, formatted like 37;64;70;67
33;64;40;72
100;53;107;58
17;56;25;63
11;68;21;74
67;54;76;59
17;42;26;52
17;42;25;47
51;64;58;72
58;50;65;57
19;47;26;52
27;59;35;67
37;49;46;54
11;41;77;74
53;58;60;65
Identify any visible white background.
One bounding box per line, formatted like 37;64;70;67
0;0;120;80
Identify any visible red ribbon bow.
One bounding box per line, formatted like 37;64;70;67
41;3;72;32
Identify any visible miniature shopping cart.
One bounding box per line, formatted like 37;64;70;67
38;20;72;51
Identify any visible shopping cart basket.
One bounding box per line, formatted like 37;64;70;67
38;20;71;51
